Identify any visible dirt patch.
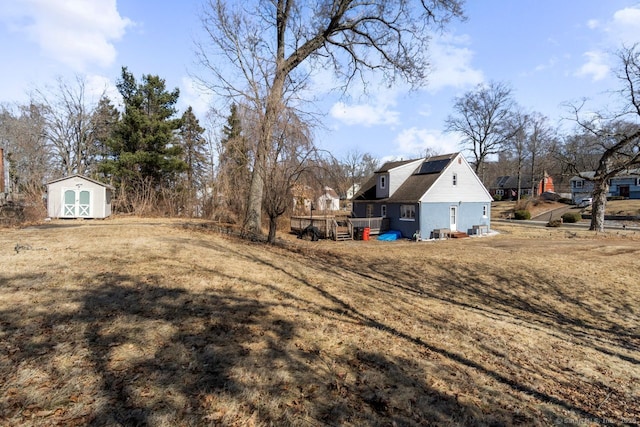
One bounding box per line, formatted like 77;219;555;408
1;217;638;426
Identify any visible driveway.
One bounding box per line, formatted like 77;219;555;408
530;205;576;222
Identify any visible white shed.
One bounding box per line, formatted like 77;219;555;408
46;175;114;219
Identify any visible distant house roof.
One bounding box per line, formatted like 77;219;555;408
320;186;339;199
491;175;534;189
571;169;640;181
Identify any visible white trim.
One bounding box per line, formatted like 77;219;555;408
400;204;415;221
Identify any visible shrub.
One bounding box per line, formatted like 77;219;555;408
561;212;582;223
547;219;562;227
513;209;531;220
493;194;502;201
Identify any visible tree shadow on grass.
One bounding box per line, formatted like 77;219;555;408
0;265;508;426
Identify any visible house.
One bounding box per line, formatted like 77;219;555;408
353;153;493;240
570;169;640;203
490;172;555;200
46;175;114;219
316;186;340;212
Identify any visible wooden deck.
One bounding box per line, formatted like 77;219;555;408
290;216;389;241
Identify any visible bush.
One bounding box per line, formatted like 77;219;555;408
513;209;531;220
493;194;502;201
561;212;582;223
547;219;562;227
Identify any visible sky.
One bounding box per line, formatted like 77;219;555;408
1;0;640;163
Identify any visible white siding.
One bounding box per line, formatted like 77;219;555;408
388;159;422;198
47;176;111;219
420;154;492;203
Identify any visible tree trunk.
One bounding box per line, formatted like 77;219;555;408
244;72;286;236
267;215;277;244
589;179;609;232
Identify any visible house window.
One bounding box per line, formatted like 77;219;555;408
400;204;415;221
496;189;504;196
482;205;488;217
381;205;387;217
636;178;640;186
573;180;583;189
452;173;457;186
380;175;386;189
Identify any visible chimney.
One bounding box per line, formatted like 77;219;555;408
0;148;4;194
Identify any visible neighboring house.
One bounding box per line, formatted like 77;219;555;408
570;169;640;203
353;153;492;240
490;173;555;200
46;175;114;219
346;183;361;201
316;186;340;212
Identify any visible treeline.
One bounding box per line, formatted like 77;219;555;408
0;68;378;227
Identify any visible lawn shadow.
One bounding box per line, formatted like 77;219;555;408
0;263;506;426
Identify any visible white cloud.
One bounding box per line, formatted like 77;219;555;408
610;7;640;44
575;50;610;81
393;128;460;157
426;34;484;93
1;0;132;70
179;76;213;117
330;97;400;127
85;74;122;106
586;19;600;30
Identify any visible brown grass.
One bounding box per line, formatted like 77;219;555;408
1;217;639;426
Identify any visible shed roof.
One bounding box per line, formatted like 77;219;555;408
46;174;115;190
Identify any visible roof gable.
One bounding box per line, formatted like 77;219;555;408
46;174;115;190
387;154;456;202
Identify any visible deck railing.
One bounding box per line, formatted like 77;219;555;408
291;215;388;240
348;217;389;235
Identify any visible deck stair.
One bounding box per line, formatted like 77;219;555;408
335;226;353;241
450;231;469;239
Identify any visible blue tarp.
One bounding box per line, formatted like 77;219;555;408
377;230;402;241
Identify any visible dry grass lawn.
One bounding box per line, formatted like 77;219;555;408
1;217;639;426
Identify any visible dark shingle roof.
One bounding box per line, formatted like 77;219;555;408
388;154;456;202
354;153;458;202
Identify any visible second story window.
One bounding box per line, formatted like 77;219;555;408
380;175;386;189
452;173;458;186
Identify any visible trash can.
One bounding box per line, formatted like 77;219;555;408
354;227;363;240
363;227;370;241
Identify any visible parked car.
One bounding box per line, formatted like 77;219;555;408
578;197;592;207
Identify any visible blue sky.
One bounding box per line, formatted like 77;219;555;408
1;1;639;162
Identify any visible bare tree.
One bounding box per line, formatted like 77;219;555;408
33;76;105;176
0;103;51;208
561;44;640;232
526;112;556;195
445;81;516;181
501;108;528;200
262;107;318;244
196;0;464;237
